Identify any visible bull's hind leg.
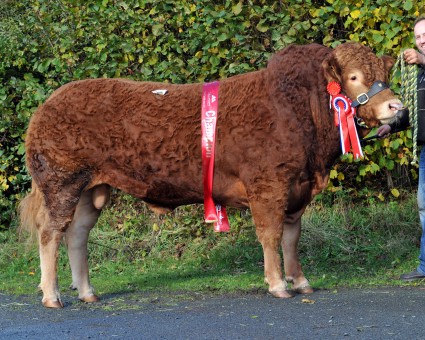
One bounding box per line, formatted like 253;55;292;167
251;200;293;298
65;184;110;303
282;212;313;294
35;170;93;308
38;224;67;308
38;194;81;308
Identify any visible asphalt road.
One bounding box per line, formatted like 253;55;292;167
1;287;425;339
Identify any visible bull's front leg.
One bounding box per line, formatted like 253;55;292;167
282;212;313;294
251;201;293;298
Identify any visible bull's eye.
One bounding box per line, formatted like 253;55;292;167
350;75;357;81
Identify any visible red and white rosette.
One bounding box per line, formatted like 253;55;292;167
201;81;230;232
327;82;363;160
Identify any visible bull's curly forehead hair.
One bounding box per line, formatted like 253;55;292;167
334;43;385;84
414;15;425;27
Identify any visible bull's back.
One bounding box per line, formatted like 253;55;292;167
27;79;200;163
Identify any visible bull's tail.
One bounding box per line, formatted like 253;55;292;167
18;180;47;243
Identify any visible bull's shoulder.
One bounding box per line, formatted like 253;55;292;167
265;44;331;93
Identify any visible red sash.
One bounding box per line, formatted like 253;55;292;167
201;81;230;232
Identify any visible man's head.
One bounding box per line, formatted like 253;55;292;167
414;16;425;54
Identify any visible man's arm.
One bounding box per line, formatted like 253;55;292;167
377;108;410;137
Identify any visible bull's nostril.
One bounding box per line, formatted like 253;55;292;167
389;102;404;111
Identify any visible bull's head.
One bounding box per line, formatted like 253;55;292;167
322;42;402;128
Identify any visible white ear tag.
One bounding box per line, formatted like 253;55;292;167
152;89;168;95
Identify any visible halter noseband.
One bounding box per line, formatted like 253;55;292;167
351;81;389;108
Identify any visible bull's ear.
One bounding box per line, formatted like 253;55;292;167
321;54;341;83
381;55;395;74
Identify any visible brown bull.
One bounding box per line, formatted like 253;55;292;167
19;42;402;308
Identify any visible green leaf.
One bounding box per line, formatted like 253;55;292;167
217;33;228;42
371;163;380;173
232;2;243;15
386;159;395;170
372;33;384;43
152;24;164;36
209;55;220;67
17;142;25;156
256;19;269;33
391;188;400;198
350;10;361;19
403;0;413;11
390;139;400;149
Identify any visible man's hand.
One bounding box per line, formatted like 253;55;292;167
377;124;392;138
404;48;425;65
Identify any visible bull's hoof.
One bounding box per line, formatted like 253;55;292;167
80;294;100;303
42;299;64;308
294;284;314;295
269;289;295;298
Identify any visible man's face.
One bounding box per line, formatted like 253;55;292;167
414;20;425;54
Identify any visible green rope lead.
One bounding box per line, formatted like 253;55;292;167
394;52;418;164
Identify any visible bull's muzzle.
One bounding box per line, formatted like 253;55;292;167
391;107;410;128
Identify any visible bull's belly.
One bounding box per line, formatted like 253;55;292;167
97;168;250;210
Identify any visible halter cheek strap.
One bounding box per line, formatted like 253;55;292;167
351;81;389;108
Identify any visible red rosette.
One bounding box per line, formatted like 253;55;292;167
327;81;341;96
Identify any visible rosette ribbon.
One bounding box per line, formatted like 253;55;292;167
327;82;363;160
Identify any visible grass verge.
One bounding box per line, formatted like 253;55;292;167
1;191;424;299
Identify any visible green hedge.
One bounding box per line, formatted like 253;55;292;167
1;0;424;228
